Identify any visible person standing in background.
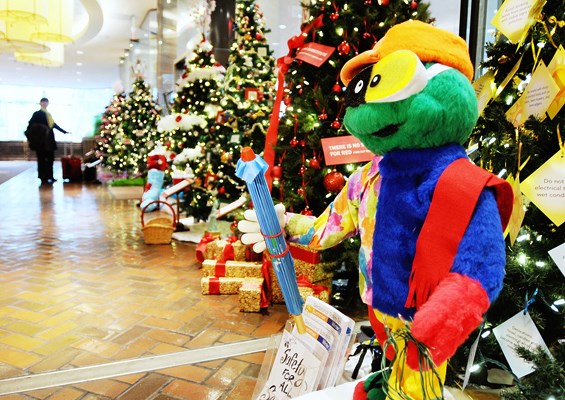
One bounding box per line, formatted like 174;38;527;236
27;97;69;185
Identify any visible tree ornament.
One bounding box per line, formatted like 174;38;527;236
290;137;299;147
271;165;282;180
300;207;314;216
218;186;226;195
299;165;306;176
324;171;345;193
283;96;292;106
332;83;342;93
330;12;339;21
244;33;252;41
300;139;306;147
255;32;263;40
175;115;182;123
318;113;328;120
309;157;321;169
221;152;231;163
410;1;418;10
331;119;342;129
297;188;305;196
337;41;351;56
381;0;389;5
364;0;372;4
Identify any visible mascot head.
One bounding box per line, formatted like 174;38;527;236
341;21;478;155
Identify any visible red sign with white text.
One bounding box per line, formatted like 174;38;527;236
321;136;375;165
295;43;335;67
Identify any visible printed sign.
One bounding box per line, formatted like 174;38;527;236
493;311;552;378
548;242;565;277
321;135;374;165
491;0;543;43
295;43;335;68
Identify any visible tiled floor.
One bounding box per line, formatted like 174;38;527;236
0;164;295;399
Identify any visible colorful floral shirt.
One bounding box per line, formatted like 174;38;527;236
286;156;382;305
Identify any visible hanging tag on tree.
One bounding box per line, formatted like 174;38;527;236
492;311;552;378
505;173;526;245
547;45;565;120
521;149;565;227
548;242;565;278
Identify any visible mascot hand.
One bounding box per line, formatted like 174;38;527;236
406;273;490;370
238;203;286;253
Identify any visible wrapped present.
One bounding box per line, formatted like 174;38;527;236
290;243;334;282
239;278;265;312
201;260;263;278
204;237;246;261
196;231;221;263
201;276;244;295
269;259;333;304
297;275;331;303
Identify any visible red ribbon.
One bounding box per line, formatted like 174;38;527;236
220;235;238;262
297;275;328;295
208;277;221;295
289;244;320;264
264;14;324;189
215;261;226;277
196;232;218;263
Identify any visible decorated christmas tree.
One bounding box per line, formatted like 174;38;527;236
118;71;162;175
157;38;227;221
95;91;127;172
447;0;565;397
266;0;431;300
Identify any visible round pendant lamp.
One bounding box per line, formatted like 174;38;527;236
15;42;64;66
0;20;50;53
0;0;48;26
31;0;74;43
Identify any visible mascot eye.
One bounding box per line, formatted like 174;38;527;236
354;80;364;94
370;74;381;87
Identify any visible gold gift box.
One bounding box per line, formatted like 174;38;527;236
201;277;244;295
205;239;246;261
239;278;264;313
201;260;263;278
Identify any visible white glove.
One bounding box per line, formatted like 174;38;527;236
238;203;286;253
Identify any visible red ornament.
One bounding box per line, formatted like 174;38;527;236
175;115;182;123
410;1;418;10
318;113;328;121
337;41;351;56
332;83;342;93
300;207;314;216
283;96;292;106
290;137;299;147
299;165;306;176
329;12;339;21
271;165;282;180
364;0;372;4
381;0;389;5
255;32;263;40
309;158;321;169
331;120;342;129
218;186;226;195
300;139;306;147
363;32;372;40
297;188;305;196
324;171;346;193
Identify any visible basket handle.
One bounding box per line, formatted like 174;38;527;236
141;200;177;228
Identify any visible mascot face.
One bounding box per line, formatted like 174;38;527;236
343;50;479;155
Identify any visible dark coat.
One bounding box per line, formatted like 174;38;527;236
26;110;66;151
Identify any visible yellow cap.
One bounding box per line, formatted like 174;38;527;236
340;20;474;86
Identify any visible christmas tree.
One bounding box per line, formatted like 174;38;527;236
158;38;227;221
447;1;565;397
267;1;431;293
95;92;127;173
214;0;276;194
118;72;162;175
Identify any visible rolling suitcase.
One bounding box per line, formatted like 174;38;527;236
62;143;82;182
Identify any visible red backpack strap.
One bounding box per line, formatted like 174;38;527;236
405;158;513;309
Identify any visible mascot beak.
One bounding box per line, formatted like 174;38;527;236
344;50;453;108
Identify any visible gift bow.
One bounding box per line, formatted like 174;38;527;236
196;232;218;263
296;274;329;295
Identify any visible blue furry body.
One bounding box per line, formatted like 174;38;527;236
372;144;506;318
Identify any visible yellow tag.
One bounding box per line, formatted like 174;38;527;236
473;70;496;115
491;0;543;43
504;174;526;245
494;54;524;99
547;45;565;120
506;61;560;127
521;151;565;226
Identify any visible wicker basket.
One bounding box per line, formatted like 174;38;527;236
141;200;176;244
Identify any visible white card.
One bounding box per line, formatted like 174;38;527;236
493;311;552;378
256;330;325;399
548;242;565;277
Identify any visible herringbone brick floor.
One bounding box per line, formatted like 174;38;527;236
0;165;292;399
